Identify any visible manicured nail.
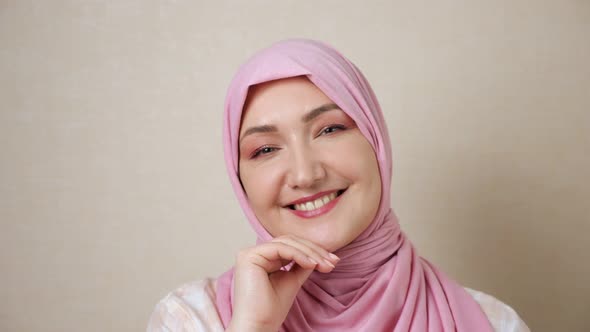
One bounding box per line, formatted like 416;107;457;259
323;259;335;268
328;253;340;261
308;257;318;265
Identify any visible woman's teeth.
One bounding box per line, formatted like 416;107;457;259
293;192;338;211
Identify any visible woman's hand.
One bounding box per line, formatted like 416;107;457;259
226;235;340;332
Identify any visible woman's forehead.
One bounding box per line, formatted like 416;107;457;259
245;76;324;106
240;77;336;126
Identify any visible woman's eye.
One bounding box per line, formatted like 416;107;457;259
251;146;277;159
320;124;347;136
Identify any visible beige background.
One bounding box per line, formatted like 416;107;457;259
1;1;589;331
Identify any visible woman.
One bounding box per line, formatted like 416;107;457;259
148;39;529;331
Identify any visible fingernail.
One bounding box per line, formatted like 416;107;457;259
308;257;318;265
328;253;340;261
324;259;335;268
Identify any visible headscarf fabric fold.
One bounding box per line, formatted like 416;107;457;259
216;39;492;332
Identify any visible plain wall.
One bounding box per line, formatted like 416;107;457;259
1;1;589;331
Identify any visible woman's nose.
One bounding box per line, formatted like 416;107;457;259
286;146;326;189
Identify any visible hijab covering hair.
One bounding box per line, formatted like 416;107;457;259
216;39;493;331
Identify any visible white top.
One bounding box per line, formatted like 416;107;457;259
147;279;530;332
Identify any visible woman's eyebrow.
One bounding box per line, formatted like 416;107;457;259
240;124;277;142
302;103;340;123
240;103;341;143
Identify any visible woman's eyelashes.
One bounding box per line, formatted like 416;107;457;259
251;145;279;159
317;124;347;137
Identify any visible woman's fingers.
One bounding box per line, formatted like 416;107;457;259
235;235;340;276
271;235;339;273
237;242;319;273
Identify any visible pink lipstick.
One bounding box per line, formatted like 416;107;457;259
285;189;345;219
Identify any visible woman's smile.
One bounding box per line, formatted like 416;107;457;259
284;189;347;218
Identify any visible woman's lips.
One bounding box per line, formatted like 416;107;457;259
285;189;345;219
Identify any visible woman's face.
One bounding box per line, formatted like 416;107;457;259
238;77;381;252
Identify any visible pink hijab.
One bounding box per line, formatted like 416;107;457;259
216;39;492;331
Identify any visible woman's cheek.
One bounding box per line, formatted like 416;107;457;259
246;161;285;208
328;133;373;178
262;161;286;191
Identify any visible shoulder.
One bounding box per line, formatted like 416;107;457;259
465;287;530;332
147;281;530;332
147;278;224;332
